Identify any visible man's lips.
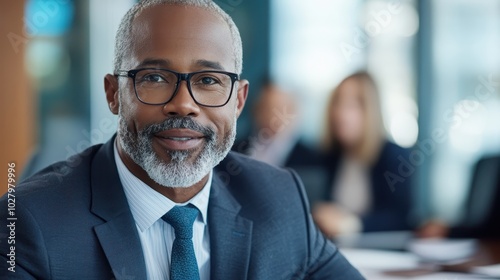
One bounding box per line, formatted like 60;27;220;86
155;128;205;140
153;129;206;150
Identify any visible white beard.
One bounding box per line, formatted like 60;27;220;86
118;114;236;188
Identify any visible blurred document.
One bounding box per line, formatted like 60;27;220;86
472;264;500;278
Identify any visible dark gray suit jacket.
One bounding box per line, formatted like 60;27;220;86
450;155;500;238
0;137;364;279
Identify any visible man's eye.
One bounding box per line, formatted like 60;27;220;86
199;76;219;85
143;74;166;83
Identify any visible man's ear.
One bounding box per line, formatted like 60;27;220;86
104;74;120;115
235;79;249;118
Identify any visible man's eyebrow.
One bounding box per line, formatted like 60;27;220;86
194;60;224;71
135;58;225;71
136;58;171;68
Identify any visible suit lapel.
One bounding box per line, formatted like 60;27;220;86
90;137;147;280
209;171;253;279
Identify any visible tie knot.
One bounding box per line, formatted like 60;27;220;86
162;204;199;239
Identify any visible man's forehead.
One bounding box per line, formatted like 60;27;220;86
133;4;227;34
125;4;235;71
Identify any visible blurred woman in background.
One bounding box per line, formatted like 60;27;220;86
312;71;413;237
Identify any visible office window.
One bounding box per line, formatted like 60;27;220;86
427;0;500;222
270;0;418;147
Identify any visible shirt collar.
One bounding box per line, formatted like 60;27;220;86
113;140;212;232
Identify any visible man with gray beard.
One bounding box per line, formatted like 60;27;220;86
0;0;364;279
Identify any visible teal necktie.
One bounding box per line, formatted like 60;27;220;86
162;204;200;280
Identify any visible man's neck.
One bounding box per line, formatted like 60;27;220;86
150;178;208;203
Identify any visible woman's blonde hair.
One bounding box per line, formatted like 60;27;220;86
321;71;385;164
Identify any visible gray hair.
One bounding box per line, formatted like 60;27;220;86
113;0;243;74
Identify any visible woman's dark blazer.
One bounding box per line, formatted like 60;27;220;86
317;141;414;232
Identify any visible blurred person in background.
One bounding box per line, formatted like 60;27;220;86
233;79;320;168
312;71;413;238
418;155;500;239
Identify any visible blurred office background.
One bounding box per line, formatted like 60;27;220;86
1;0;500;227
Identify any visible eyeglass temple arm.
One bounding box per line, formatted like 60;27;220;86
114;70;129;77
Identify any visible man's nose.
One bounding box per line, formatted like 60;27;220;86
162;81;200;117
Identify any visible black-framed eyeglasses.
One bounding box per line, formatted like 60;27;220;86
115;68;240;107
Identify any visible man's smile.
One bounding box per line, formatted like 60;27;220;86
154;128;206;150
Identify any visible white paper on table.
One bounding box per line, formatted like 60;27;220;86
471;264;500;278
407;238;478;263
340;248;420;271
341;248;497;280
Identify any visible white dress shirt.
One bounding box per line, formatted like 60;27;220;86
114;142;211;280
331;157;372;234
332;157;372;216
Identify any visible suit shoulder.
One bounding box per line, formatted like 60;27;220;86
219;151;293;178
378;141;409;162
383;141;410;156
366;142;408;176
6;144;102;202
215;152;306;207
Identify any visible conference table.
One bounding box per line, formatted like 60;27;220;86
336;232;500;279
